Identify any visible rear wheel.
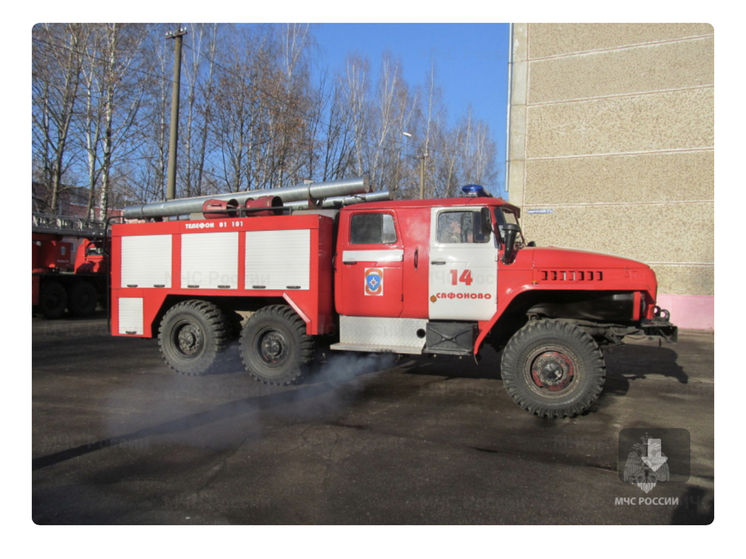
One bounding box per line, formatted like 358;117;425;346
239;305;315;385
39;280;67;319
158;300;230;376
68;280;98;317
500;319;605;418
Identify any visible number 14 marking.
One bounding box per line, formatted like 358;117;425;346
450;269;473;286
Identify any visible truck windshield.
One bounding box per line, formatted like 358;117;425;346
494;207;525;246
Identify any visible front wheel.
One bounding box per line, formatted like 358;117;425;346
500;319;606;418
158;300;230;376
239;305;315;385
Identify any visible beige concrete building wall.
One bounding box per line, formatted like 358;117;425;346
507;23;714;328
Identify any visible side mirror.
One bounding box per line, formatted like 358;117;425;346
502;223;520;264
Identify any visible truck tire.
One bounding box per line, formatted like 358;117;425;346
239;305;315;385
158;300;230;376
39;280;67;319
500;319;605;418
68;280;98;317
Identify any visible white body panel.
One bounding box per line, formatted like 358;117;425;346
120;234;172;288
118;297;144;335
341;249;404;263
181;231;238;289
245;229;311;290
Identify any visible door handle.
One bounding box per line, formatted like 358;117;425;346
342;261;358;265
431;261;446;265
414;249;419;270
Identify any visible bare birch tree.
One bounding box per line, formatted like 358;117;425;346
32;23;500;211
32;24;88;213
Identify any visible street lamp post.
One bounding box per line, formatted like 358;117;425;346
403;132;427;200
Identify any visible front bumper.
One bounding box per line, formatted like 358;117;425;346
640;307;678;342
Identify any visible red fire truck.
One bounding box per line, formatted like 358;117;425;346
109;178;676;418
33;214;107;318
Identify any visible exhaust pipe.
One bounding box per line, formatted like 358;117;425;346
123;176;369;220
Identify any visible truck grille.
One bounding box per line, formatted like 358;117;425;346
537;270;604;282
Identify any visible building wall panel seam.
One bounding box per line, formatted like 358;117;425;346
526;34;715;62
525;84;714;107
524;146;714;161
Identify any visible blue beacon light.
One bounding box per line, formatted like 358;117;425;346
461;184;489;197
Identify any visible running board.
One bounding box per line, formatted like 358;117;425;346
334;316;427;354
330;342;423;355
332;316;477;356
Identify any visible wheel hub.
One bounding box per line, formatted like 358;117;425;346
531;351;575;391
176;324;203;355
259;331;287;364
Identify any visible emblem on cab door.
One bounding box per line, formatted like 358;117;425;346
364;268;383;296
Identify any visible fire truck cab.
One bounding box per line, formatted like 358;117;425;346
333;196;501;354
110;182;677;418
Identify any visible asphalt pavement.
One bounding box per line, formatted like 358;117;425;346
32;313;714;525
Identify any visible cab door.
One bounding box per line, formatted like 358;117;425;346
428;207;497;321
335;210;404;317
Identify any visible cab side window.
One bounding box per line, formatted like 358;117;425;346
350;213;397;245
437;211;489;244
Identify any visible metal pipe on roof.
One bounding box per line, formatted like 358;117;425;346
284;190;391;210
123;176;370;219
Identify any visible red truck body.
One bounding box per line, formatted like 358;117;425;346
110;213;334;338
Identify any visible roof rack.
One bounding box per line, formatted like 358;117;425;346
32;213;106;237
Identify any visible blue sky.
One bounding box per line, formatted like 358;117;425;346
311;23;511;196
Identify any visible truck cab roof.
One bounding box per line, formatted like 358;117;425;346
341;196;521;217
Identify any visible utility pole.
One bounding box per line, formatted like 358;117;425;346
166;26;187;201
